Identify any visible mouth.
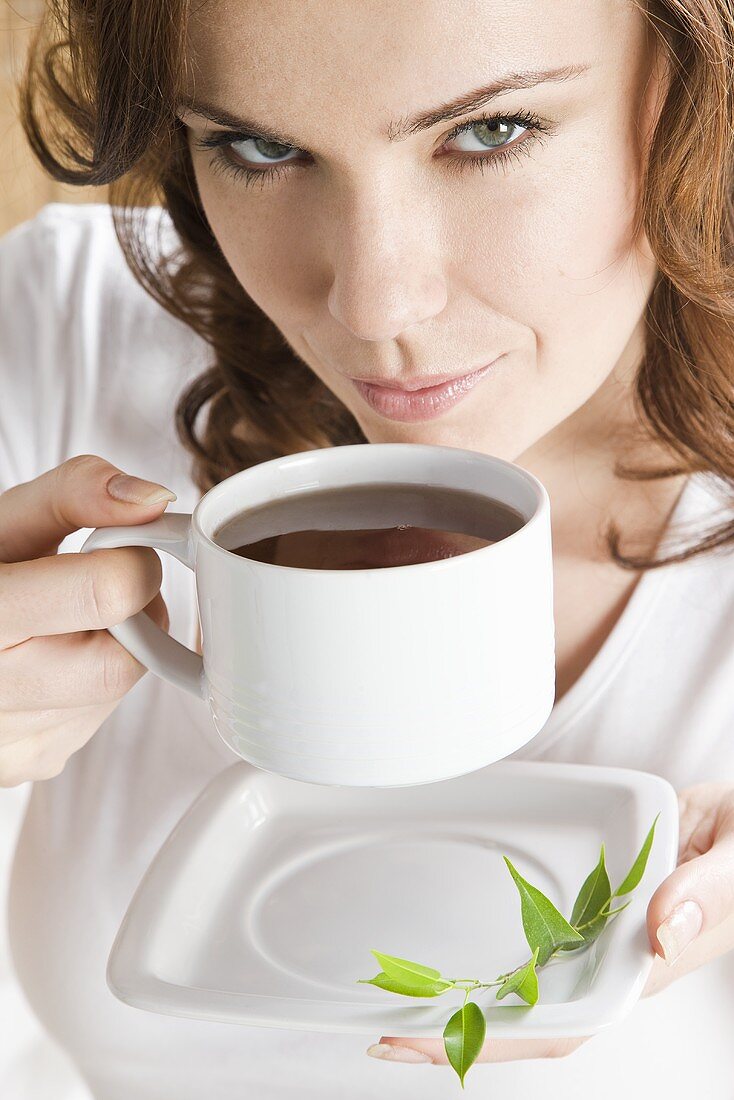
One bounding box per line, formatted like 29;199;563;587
349;358;503;423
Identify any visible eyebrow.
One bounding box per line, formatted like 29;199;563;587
176;63;589;147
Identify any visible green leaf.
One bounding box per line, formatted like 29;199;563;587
558;898;633;952
495;947;540;1005
570;844;612;927
357;971;451;998
443;1001;487;1088
613;815;659;897
371;950;447;986
578;900;631;945
503;857;584;966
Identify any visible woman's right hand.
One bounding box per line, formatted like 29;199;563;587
0;454;178;786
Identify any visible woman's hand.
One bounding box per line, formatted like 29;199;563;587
367;783;734;1066
0;454;176;786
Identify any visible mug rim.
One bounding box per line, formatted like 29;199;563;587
190;442;548;576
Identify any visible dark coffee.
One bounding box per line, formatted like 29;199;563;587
213;482;525;571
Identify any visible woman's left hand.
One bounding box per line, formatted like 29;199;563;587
367;782;734;1066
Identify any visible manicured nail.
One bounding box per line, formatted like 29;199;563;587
656;899;703;965
366;1043;432;1063
107;474;177;506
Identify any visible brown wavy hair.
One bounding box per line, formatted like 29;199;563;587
18;0;734;568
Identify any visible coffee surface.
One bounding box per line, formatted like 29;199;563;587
213;482;525;570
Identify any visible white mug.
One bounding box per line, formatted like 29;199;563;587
81;443;555;786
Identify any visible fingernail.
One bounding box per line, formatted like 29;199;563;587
366;1043;432;1064
656;899;703;965
107;474;177;506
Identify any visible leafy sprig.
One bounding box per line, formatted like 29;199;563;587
358;813;660;1087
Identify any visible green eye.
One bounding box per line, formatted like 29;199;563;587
446;116;530;157
471;119;517;148
249;137;292;159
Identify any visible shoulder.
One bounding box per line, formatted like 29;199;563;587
1;201;145;274
1;200;121;249
677;474;733;550
0;203;209;486
0;200;174;254
666;472;734;606
0;202;179;322
0;200;207;369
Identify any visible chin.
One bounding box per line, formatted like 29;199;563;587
353;409;517;460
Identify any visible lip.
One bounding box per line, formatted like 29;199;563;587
350;358;502;422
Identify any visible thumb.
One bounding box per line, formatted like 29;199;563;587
142;590;171;634
647;798;734;966
0;454;177;564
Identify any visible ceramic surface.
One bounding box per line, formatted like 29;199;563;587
81;444;555;785
107;759;678;1037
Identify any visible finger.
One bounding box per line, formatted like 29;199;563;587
647;793;734;965
0;700;118;786
0;592;170;710
142;590;171;632
676;783;731;861
0;547;164;647
0;453;176;564
371;1034;587;1065
641;953;674;998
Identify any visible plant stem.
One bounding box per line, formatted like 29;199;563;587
572;904;623;934
446;913;623;997
450;979;505;990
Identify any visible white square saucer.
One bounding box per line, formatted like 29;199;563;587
107;759;678;1038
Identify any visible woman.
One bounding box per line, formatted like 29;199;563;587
1;0;733;1095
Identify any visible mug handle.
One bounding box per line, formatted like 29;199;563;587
80;513;206;699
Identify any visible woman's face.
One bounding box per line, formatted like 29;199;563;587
180;0;661;460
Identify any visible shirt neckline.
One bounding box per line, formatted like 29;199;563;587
512;473;707;760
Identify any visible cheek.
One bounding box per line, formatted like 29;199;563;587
194;163;321;323
452;126;653;381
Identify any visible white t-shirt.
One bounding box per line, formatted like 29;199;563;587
1;204;733;1100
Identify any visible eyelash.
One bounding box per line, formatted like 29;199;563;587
193;109;551;190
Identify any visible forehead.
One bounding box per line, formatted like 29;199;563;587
184;0;643;131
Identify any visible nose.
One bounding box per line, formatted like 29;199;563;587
326;185;448;342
